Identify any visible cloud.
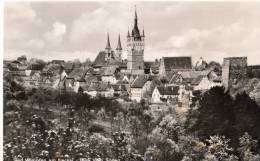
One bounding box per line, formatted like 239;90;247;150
5;2;38;22
44;22;67;46
154;22;260;63
4;2;42;43
69;4;133;45
4;2;260;65
4;49;96;62
25;39;45;50
4;49;32;60
45;50;96;61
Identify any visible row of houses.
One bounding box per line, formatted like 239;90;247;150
129;69;221;103
4;56;224;105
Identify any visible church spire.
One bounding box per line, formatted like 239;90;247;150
116;34;122;50
134;5;138;29
142;27;145;37
105;33;111;50
131;5;141;39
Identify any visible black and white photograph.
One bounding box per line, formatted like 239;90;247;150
2;1;260;161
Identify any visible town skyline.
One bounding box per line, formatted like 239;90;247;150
4;1;260;65
3;2;260;160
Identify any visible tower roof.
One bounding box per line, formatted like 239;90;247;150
131;6;141;40
116;34;122;50
105;33;111;50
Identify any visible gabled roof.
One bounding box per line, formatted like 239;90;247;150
85;75;99;83
79;84;90;91
151;77;162;86
111;84;127;92
191;75;206;85
11;60;22;64
179;70;211;79
157;86;179;95
97;82;112;91
169;73;183;84
87;82;99;91
77;77;86;82
41;70;53;77
93;51;107;67
67;67;87;80
27;63;43;70
51;60;65;64
162;57;192;71
93;51;124;68
101;66;117;76
131;75;149;88
11;70;26;76
30;70;41;77
87;82;113;92
43;64;63;75
107;58;125;66
112;84;121;91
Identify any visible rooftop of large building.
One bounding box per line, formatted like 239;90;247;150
156;85;179;95
130;74;149;88
162;56;192;71
92;51;125;68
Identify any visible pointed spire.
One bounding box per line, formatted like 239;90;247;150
132;5;141;39
142;27;145;37
135;5;137;20
127;28;130;37
105;33;111;50
116;34;122;50
134;5;138;28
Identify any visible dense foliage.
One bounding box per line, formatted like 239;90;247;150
3;73;260;160
187;87;260;149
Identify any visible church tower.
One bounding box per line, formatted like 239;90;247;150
105;33;111;54
115;34;122;61
105;32;114;60
105;33;113;61
127;6;145;74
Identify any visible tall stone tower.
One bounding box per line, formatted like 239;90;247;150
127;7;145;75
222;57;247;89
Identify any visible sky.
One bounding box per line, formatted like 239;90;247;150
4;1;260;65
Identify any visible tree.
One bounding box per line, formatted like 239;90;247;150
73;59;81;68
203;135;238;161
89;133;112;160
147;114;185;161
82;58;92;68
187;86;260;149
111;132;129;160
238;133;260;161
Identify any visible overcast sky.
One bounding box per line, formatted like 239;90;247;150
4;1;260;65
